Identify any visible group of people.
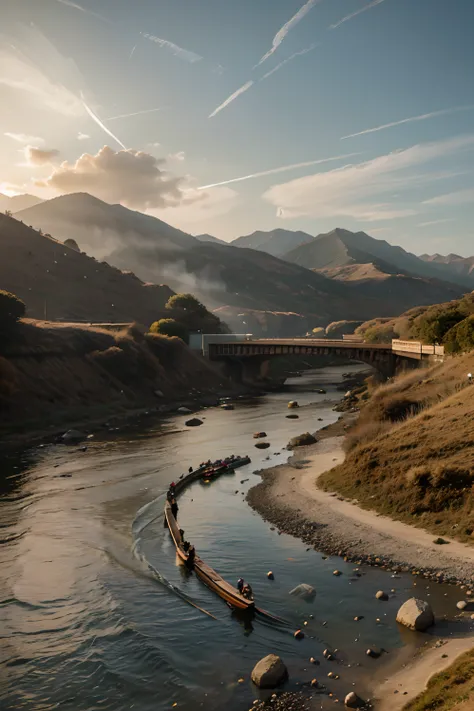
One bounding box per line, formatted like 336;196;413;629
237;578;253;600
167;482;179;518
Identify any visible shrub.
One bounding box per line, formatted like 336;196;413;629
149;318;189;342
165;293;207;316
443;315;474;353
0;290;26;325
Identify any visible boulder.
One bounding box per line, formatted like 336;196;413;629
253;432;267;439
375;590;388;601
267;571;274;580
287;401;299;408
293;629;304;639
396;598;434;631
185;418;203;427
285;414;299;419
251;654;288;688
457;600;468;610
178;407;192;414
154;389;164;398
255;441;271;449
289;583;316;600
61;429;86;444
345;691;360;708
287;433;317;449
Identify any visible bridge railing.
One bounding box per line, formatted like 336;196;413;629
392;339;444;356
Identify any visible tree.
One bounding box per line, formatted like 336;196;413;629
0;290;26;326
443;315;474;353
165;293;207;316
149;318;189;342
414;307;465;344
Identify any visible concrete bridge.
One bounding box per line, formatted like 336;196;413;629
194;335;444;382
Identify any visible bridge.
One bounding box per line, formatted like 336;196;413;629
192;334;444;382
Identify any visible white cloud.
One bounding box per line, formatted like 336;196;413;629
418;218;457;227
36;145;189;210
329;0;387;30
198;153;361;190
209;80;254;118
5;132;45;145
77;132;90;140
341;105;474;140
423;188;474;206
263;135;474;222
153;186;240;230
169;151;186;161
256;0;322;66
24;146;60;166
0;27;84;116
141;33;202;63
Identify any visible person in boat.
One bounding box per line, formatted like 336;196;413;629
179;528;185;541
186;544;196;568
188;466;193;473
171;498;178;518
183;540;190;553
237;578;245;594
242;582;253;600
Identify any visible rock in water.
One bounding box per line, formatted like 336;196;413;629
345;691;360;708
185;418;203;427
457;601;468;610
177;407;192;414
289;584;316;600
253;432;267;439
396;598;434;631
61;429;86;444
287;433;317;449
375;590;388;601
251;654;288;688
286;414;299;419
255;441;271;449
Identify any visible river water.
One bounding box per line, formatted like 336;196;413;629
0;367;465;711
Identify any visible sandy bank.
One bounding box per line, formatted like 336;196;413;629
247;435;474;583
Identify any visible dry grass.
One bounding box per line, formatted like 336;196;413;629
320;352;474;543
404;649;474;711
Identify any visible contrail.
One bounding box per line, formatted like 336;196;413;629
208;81;254;118
54;0;112;24
256;0;323;66
329;0;386;30
81;96;126;149
106;107;168;121
261;43;318;80
129;45;137;60
197;153;361;189
141;33;202;63
341;105;474;140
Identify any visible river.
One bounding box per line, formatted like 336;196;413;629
0;366;464;711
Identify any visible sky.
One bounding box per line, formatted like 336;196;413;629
1;0;473;254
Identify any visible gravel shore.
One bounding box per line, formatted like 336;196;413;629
247;425;474;585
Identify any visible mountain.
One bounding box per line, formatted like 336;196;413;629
16;193;196;259
231;228;313;257
195;233;226;244
0;212;174;324
420;253;474;284
1;193;43;213
283;228;473;286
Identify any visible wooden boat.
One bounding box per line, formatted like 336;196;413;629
164;501;254;611
224;455;251;471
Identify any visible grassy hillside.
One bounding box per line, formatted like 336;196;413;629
356;293;474;352
320;352;474;544
404;648;474;711
0;319;230;438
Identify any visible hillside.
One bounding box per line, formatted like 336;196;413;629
0;212;174;324
0;319;233;439
231;228;313;257
195;233;226;244
0;192;43;213
320;352;474;544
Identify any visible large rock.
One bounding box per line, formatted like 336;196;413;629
251;654;288;688
289;583;316;600
287;433;317;449
177;407;192;414
61;429;86;444
255;441;271;449
185;418;203;427
396;598;434;631
345;691;360;708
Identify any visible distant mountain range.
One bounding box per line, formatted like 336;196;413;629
420;253;474;282
0;192;43;213
5;191;472;336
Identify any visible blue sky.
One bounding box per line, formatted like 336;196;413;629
1;0;473;254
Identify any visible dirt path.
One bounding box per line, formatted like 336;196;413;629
248;435;474;583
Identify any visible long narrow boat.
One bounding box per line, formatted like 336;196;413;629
164;500;255;611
